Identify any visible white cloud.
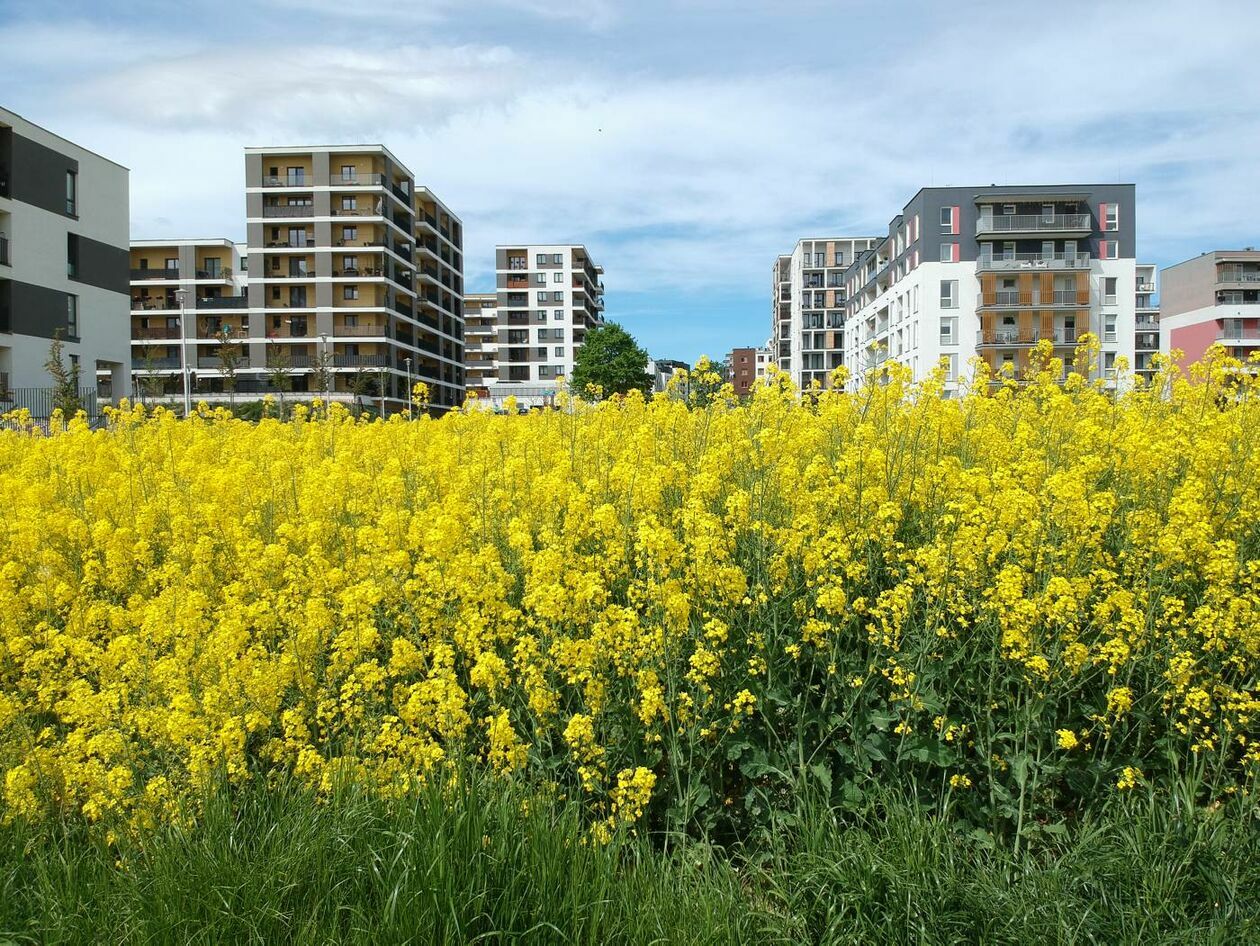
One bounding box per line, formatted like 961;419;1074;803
5;0;1260;359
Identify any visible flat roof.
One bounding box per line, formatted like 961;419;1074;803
130;237;237;248
245;143;414;182
0;104;130;171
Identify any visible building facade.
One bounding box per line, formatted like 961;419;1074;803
0;106;130;403
477;244;603;408
126;238;247;404
772;237;880;390
841;185;1137;393
239;145;464;413
754;345;772;385
1134;263;1159;383
727;346;757;396
647;357;688;393
1159;249;1260;371
463;291;498;396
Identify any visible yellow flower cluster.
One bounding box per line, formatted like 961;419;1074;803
0;343;1257;835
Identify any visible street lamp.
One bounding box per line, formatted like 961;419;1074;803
378;365;385;418
174;288;191;417
404;356;412;420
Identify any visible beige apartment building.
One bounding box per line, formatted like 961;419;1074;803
1160;248;1260;371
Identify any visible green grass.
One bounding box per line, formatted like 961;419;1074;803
1;776;1255;944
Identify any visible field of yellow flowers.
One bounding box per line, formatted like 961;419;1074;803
1;348;1257;845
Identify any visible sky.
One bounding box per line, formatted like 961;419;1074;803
2;0;1259;362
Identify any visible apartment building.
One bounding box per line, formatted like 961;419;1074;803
126;239;246;403
1134;263;1159;383
463;291;498;396
772;237;880;390
727;346;757;396
841;185;1137;393
0;106;130;403
647;357;688;393
482;244;604;408
754;345;772;384
238;145;463;414
1160;249;1260;371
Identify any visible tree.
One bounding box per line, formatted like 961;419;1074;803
214;327;242;410
265;345;293;420
44;330;83;416
568;322;651;399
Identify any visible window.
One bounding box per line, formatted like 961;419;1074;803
536;291;548;303
165;257;179;272
939;243;955;263
286;166;305;186
1104;314;1117;342
554;309;564;320
342;255;359;272
66;295;78;337
537;347;548;358
553;272;563;283
536;253;546;266
342;226;357;242
343;286;359;300
535;273;547;285
535;310;547;322
552;253;563;264
945;353;959;381
1104;203;1119;231
1104;277;1117;306
1102;241;1119;260
1002;203;1016;216
65;171;77;215
341;196;357;211
554;346;565;357
288;228;307;247
939;279;958;308
67;234;79;279
940;317;958;346
1042;203;1055;222
1042;241;1055;259
553;291;564;302
344;314;358;327
340;165;356;182
939;207;952;230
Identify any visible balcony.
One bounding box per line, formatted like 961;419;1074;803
332;354;388;368
197;356;251;369
131;298;178;311
978;289;1088;308
262;175;315;188
335;324;389;337
1136;281;1156;292
262;204;314;218
975;213;1091;236
131;267;181;280
1216;270;1260;286
976;328;1078;346
195;269;230;280
134;326;182;340
506;257;528;271
195;296;247;310
976;252;1091;272
1217;324;1260;344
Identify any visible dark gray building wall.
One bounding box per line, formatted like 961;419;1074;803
4;279;76;340
9;132;78;218
70;233;128;295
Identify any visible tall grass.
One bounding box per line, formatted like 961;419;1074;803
1;775;1255;944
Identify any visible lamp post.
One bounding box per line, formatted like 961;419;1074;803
174;288;191;417
404;356;412;420
378;365;385;418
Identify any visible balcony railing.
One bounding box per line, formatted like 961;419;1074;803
978;290;1088;308
334;324;389;337
134;327;181;340
132;299;178;311
197;356;252;369
262;175;315;188
976;252;1091;272
195;296;247;310
332;354;388;368
976;213;1091;235
1217;325;1260;342
262;204;314;218
131;268;181;280
1136;281;1156;292
976;328;1079;346
1217;271;1260;284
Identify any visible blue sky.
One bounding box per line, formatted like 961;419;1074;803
2;0;1259;362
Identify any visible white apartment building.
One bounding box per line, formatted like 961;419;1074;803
1;106;130;406
772;237;879;390
841;185;1138;393
754;345;772;384
482;244;604;408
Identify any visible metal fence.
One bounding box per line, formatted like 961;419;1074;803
0;387;102;421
